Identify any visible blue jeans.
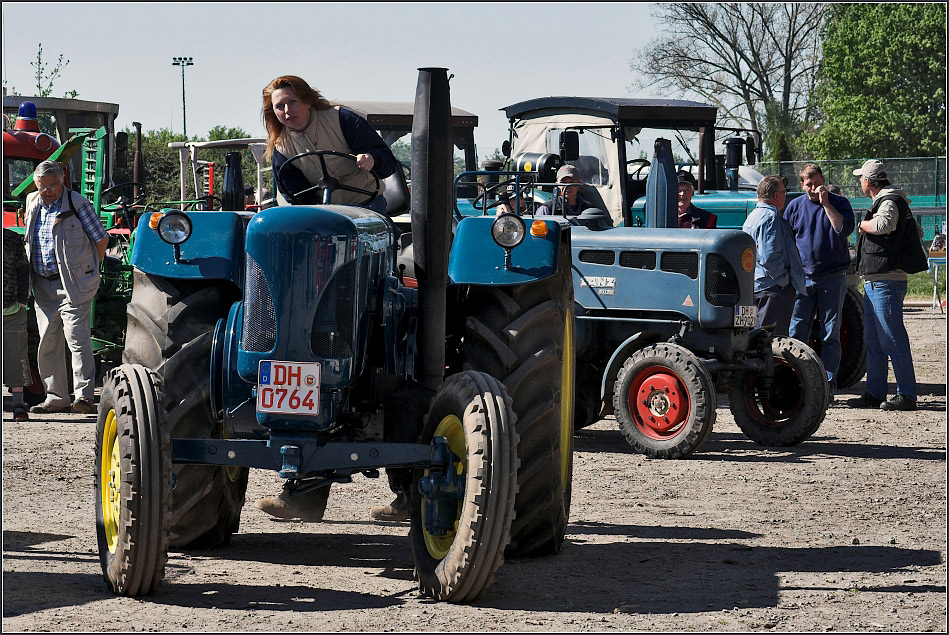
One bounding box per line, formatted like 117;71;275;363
863;280;916;400
789;272;847;383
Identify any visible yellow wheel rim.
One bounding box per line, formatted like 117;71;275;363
560;310;575;488
100;409;121;554
422;414;466;560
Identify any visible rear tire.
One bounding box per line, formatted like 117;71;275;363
95;364;170;596
833;286;866;389
411;371;518;602
729;336;828;446
463;247;574;558
613;343;716;459
123;270;247;548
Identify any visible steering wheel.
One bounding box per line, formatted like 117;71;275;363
102;181;148;206
472;178;532;214
276;150;380;206
627;158;651;180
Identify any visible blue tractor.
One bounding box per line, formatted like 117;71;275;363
94;69;575;601
459;97;830;459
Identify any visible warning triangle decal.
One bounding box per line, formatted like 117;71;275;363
682;295;694;307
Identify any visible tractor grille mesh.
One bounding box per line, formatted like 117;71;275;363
705;253;740;306
242;254;276;352
660;252;699;279
619;250;656;270
579;250;615;265
311;259;357;358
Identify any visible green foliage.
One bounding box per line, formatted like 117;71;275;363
129;128;189;205
30;44;78;98
804;3;947;159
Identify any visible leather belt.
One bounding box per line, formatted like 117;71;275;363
35;272;59;280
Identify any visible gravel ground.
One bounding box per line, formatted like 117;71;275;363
2;306;946;632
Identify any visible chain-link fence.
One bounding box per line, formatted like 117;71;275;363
757;157;946;241
757;157;946;200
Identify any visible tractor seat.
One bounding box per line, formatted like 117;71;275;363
382;164;410;216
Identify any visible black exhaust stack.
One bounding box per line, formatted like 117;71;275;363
410;67;453;391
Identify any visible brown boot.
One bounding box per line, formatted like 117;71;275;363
255;486;330;522
370;491;410;522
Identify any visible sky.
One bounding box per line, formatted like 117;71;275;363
2;2;663;161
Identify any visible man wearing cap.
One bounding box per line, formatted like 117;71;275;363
742;175;806;336
24;160;109;415
783;163;856;396
847;160;918;411
536;165;592;216
677;170;717;229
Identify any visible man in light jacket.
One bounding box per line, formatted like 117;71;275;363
742;175;806;337
24;161;108;414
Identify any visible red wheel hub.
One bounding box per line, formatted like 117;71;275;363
628;367;690;439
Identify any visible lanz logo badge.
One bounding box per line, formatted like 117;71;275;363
580;276;616;288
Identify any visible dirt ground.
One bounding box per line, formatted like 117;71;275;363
2;306;946;632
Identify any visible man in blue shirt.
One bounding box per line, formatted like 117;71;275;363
742;175;806;336
783;163;856;394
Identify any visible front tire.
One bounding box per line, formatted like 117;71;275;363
463;251;575;558
123;271;247;547
95;364;170;596
613;343;716;459
410;371;519;602
729;336;828;446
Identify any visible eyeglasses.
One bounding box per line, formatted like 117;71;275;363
37;184;62;192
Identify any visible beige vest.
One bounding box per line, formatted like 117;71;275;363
24;189;101;305
275;106;384;206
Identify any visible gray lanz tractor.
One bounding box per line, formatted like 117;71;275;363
464;97;830;459
94;69;575;601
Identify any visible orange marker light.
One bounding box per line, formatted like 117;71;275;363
149;212;161;229
530;219;549;237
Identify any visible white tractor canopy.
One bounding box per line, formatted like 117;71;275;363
168;138;269;207
510;112;625;225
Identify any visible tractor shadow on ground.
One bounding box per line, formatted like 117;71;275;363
483;530;943;614
574;425;946;463
1;530;415;616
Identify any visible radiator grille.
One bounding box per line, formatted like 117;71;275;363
579;249;615;265
311;259;358;358
660;252;699;279
705;253;740;306
242;254;276;352
619;250;656;270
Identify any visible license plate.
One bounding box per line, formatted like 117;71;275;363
257;360;320;415
734;305;756;328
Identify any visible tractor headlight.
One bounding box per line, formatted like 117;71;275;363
491;213;526;249
157;211;193;245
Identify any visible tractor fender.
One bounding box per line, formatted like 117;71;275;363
130;210;247;283
448;216;568;285
600;330;664;403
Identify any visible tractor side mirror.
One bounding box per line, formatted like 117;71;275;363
559;131;579;161
115;131;129;171
501;140;511;158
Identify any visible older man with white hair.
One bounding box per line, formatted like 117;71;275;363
24;160;109;414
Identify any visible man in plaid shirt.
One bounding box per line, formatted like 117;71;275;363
23;161;108;414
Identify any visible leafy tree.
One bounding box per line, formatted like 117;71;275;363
630;3;825;161
803;3;947;159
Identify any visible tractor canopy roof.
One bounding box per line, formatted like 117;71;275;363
340;101;478;132
503;97;718;130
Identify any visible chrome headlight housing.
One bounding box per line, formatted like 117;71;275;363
491;213;526;249
157;211;193;245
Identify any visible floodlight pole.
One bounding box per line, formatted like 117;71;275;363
171;56;194;138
